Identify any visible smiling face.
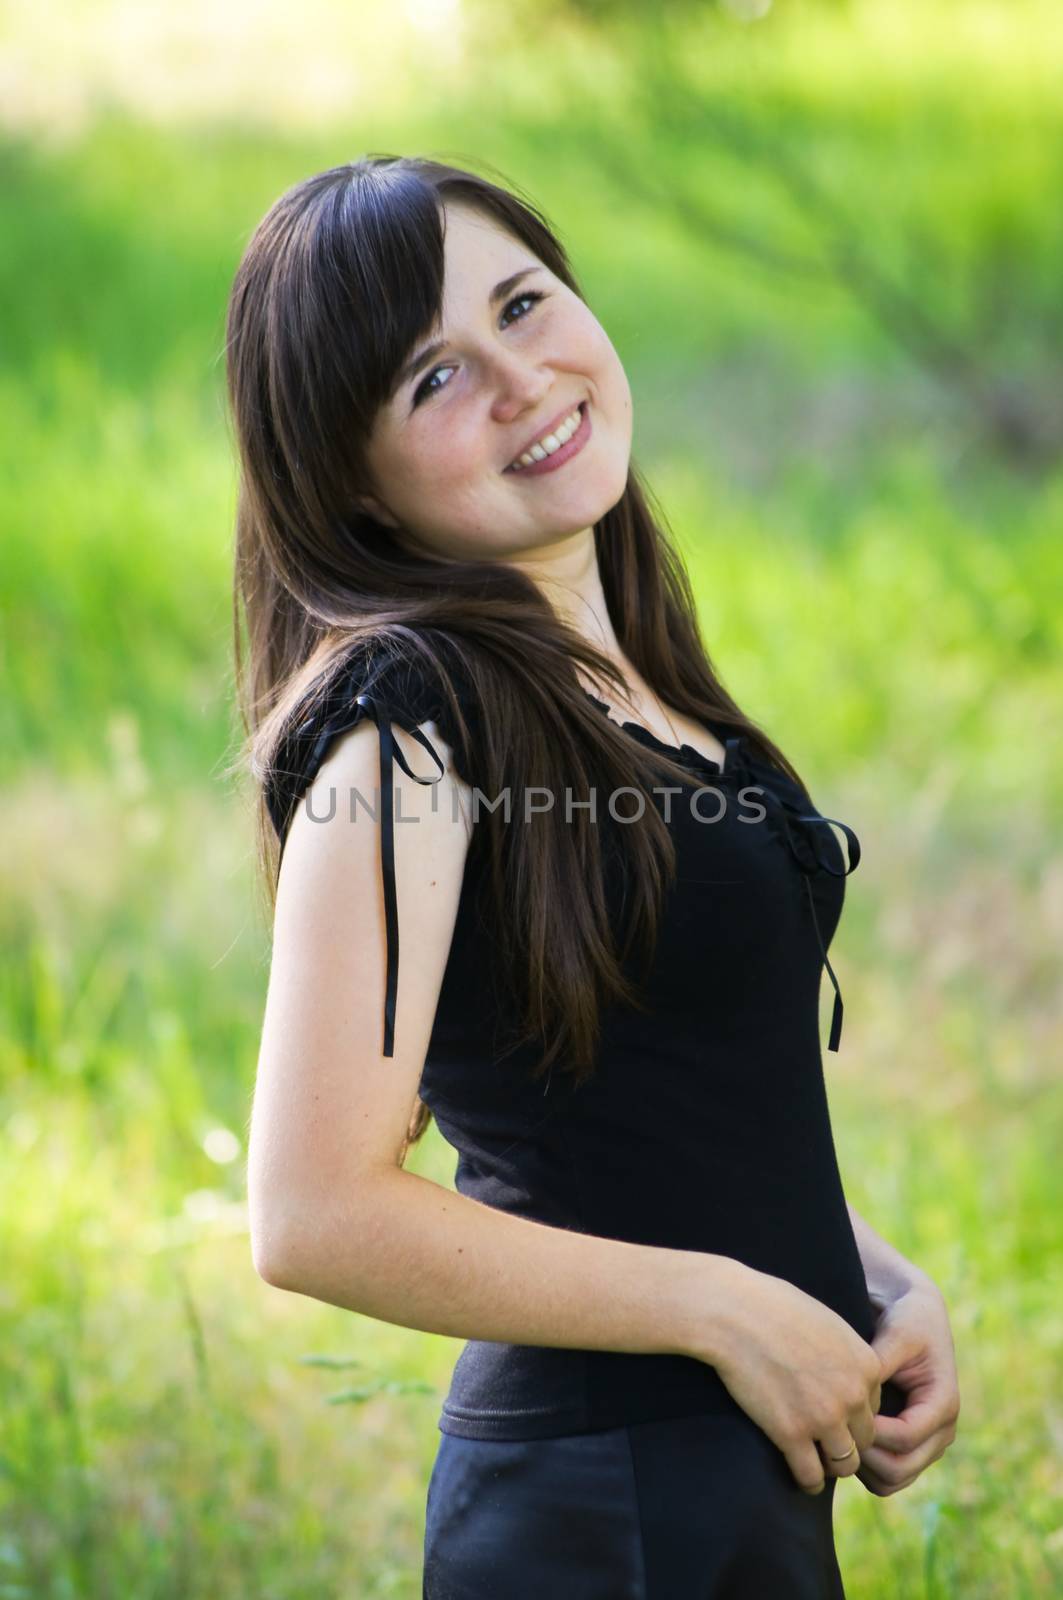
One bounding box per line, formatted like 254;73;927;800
358;202;633;562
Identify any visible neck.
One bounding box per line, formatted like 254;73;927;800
507;524;621;665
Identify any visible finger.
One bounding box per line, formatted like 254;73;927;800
849;1403;877;1457
818;1427;862;1478
857;1460;921;1497
871;1411;935;1453
860;1428;954;1482
858;1446;941;1491
785;1443;828;1496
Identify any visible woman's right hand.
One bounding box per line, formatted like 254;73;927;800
693;1261;885;1496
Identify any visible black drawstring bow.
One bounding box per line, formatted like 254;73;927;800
722;735;861;1052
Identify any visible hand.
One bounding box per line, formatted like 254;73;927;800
857;1276;961;1496
705;1264;885;1498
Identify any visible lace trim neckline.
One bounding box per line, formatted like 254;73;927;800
582;689;745;779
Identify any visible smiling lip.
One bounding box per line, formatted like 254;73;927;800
504;401;591;477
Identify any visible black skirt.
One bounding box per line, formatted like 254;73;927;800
423;1407;855;1599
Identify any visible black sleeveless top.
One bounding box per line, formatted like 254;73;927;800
266;645;904;1439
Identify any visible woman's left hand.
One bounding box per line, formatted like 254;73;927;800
858;1277;961;1496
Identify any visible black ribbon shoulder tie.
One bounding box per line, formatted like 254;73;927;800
284;688;446;1060
351;694;446;1059
723;735;862;1053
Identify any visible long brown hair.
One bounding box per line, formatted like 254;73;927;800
223;153;807;1155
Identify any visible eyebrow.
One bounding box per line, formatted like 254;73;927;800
395;266;545;393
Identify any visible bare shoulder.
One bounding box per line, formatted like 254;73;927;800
284;710;475;872
274;709;473;997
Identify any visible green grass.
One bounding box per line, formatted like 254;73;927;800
2;2;1062;1594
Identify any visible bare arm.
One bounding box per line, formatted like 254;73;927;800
268;1160;747;1360
247;710;740;1364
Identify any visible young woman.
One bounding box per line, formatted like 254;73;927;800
232;156;960;1597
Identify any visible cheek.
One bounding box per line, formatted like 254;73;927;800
600;336;628;397
399;437;499;535
420;428;491;494
575;322;629;413
570;307;617;365
572;321;628;412
388;431;472;504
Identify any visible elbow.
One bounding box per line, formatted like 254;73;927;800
249;1168;404;1293
250;1213;303;1289
247;1163;317;1288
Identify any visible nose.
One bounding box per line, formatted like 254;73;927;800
488;349;552;422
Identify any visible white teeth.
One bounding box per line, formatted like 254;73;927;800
509;406;583;470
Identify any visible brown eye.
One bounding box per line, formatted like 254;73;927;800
499;290;545;327
412;365;455;407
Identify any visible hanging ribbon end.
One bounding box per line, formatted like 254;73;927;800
827;992;843;1053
